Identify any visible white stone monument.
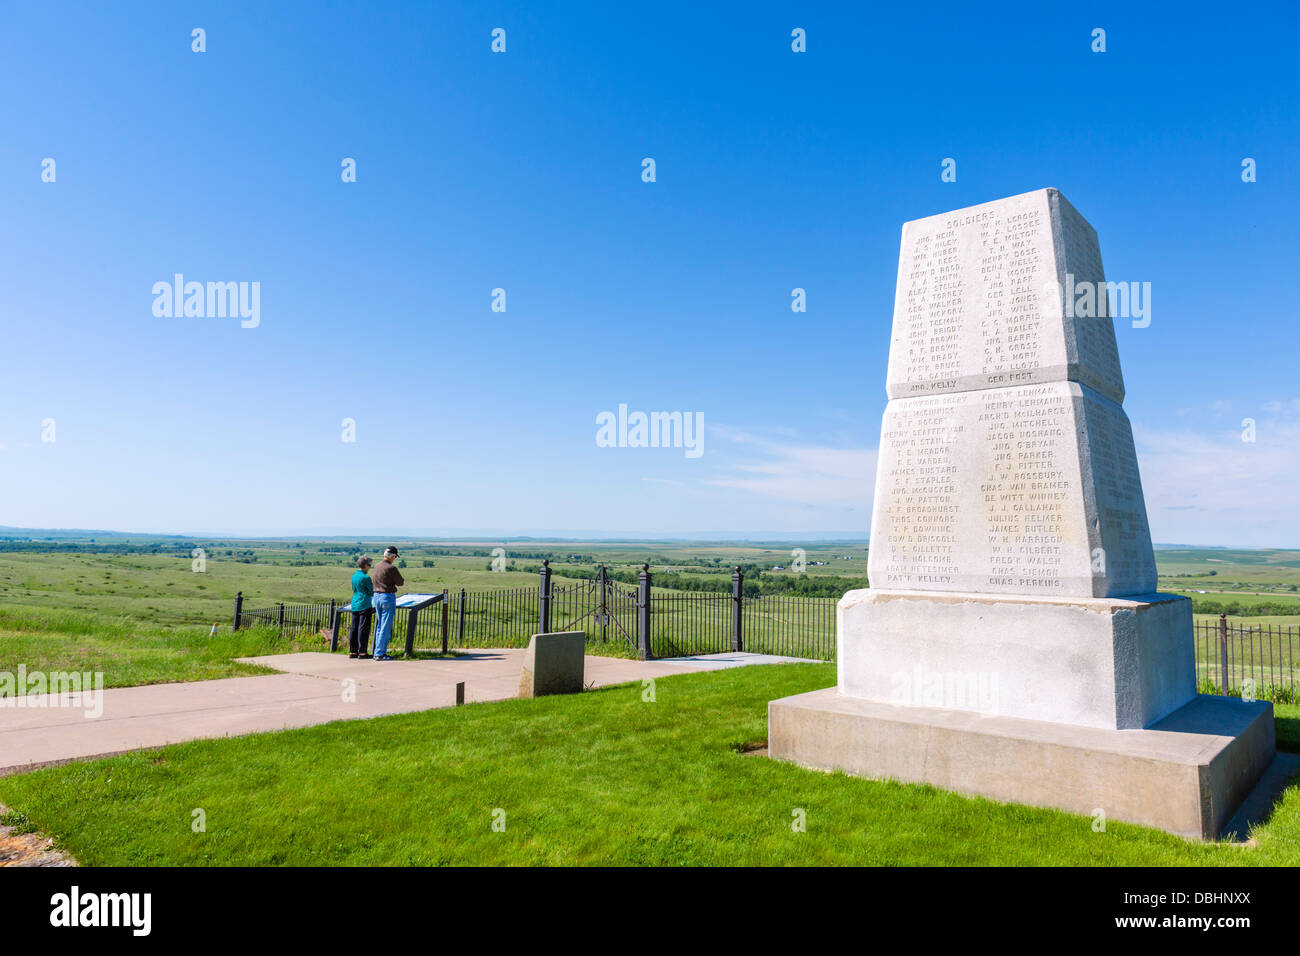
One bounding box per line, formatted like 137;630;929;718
770;189;1277;839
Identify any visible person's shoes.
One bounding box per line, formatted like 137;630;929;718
358;653;371;659
348;653;358;659
375;655;393;661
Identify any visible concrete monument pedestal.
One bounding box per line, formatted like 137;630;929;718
835;588;1196;730
769;687;1275;840
769;188;1278;840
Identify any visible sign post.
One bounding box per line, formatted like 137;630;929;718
394;593;446;657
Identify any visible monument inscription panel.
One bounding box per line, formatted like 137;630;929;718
886;189;1124;404
869;188;1155;598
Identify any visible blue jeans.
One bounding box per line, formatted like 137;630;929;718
372;593;397;657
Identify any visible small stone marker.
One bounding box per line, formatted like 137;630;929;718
518;632;585;698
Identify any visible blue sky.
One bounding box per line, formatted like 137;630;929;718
1;1;1297;545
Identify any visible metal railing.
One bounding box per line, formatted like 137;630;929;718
232;587;1300;700
440;586;537;649
1195;615;1300;700
742;593;837;661
232;563;841;662
236;600;334;637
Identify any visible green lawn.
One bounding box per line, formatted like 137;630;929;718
3;663;1299;866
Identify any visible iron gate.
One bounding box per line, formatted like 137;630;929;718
550;564;641;653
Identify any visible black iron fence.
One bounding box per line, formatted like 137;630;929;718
439;586;536;649
742;593;838;661
1195;615;1300;701
231;572;1300;697
237;600;335;637
649;588;731;658
232;562;839;662
230;582;1300;698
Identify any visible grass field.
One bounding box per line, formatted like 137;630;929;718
0;605;330;689
1;663;1298;866
1156;547;1300;580
1161;547;1300;623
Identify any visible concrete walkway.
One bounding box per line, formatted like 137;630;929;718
0;649;817;777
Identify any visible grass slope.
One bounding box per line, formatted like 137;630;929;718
3;664;1299;866
0;606;324;689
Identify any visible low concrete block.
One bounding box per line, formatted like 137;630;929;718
519;632;586;698
769;687;1275;840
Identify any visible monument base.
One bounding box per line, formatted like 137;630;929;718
769;688;1276;840
838;588;1196;729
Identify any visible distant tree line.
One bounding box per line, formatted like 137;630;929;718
0;541;196;555
1192;599;1300;617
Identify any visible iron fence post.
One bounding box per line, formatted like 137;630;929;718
1219;612;1230;695
457;588;466;648
731;566;744;653
233;591;243;631
329;607;341;653
277;602;285;630
638;564;652;660
405;608;419;657
539;560;553;634
441;589;450;654
599;564;608;644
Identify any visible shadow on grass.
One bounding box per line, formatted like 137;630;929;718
400;650;463;661
1275;713;1300;753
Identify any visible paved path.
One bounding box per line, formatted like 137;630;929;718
655;652;820;670
0;650;817;777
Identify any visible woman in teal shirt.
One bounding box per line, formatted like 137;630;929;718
347;556;374;658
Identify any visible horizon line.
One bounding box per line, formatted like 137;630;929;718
0;525;1294;552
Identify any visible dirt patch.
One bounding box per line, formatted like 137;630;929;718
733;739;769;756
0;804;76;867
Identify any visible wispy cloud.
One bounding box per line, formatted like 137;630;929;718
704;425;876;510
691;400;1300;546
1135;401;1300;546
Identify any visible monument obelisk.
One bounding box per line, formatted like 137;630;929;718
770;189;1277;839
